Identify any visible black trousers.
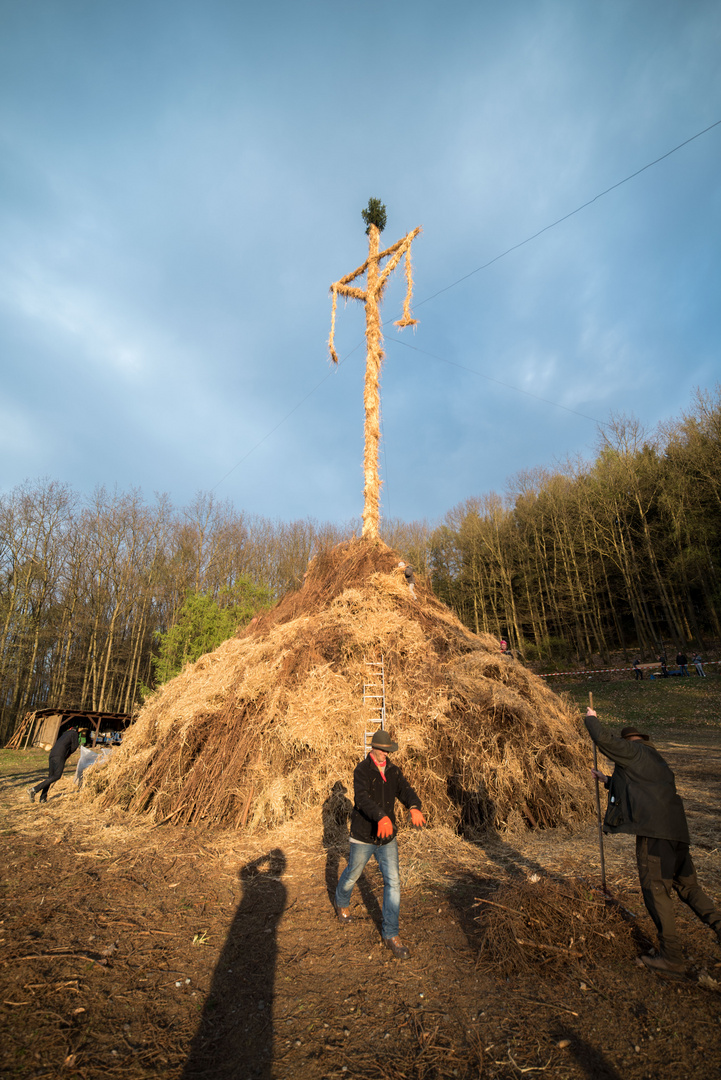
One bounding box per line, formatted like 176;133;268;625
636;835;721;962
32;752;68;802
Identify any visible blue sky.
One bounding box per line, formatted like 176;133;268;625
2;1;720;526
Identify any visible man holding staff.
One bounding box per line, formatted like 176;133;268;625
585;707;721;973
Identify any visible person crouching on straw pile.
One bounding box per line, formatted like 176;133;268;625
585;707;721;974
334;729;425;959
397;561;416;599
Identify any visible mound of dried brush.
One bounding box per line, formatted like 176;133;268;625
85;538;594;833
474;875;642;976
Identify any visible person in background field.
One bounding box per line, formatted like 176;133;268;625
334;728;425;959
585;708;721;974
692;653;706;677
676;651;689;676
633;658;643;680
28;726;80;804
500;639;511;659
658;655;668;677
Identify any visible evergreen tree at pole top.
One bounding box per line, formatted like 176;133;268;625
328;200;421;540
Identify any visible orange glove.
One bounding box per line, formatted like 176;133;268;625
409;808;426;828
377;816;393;839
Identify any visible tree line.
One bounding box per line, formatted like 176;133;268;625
0;488;356;743
430;388;721;666
1;387;718;743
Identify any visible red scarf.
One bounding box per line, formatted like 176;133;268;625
370;751;387;781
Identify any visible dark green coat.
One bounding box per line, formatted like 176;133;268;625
584;716;689;843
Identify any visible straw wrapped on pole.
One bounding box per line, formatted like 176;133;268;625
363;222;383;538
327;211;421;539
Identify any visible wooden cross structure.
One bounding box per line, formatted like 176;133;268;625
328;220;421;539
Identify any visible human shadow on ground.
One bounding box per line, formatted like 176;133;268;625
549;1025;624;1079
322;781;383;933
4;759;79;803
181;849;287;1080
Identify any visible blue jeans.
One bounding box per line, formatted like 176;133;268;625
335;839;400;939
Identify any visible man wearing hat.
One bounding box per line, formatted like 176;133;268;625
334;728;425;959
585;708;721;974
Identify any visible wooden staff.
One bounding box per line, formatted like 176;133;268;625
589;691;607;892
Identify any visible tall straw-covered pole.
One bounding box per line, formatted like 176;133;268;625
328;202;421;541
363;223;383;538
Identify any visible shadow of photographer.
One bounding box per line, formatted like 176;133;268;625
182;848;287;1080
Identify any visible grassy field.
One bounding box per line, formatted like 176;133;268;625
0;746;48;787
560;672;720;740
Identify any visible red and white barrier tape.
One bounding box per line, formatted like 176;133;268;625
538;660;719;678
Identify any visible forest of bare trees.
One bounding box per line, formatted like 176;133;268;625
430;389;721;666
2;388;719;744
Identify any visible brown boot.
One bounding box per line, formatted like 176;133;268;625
383;936;410;960
641;953;685;975
335;905;353;924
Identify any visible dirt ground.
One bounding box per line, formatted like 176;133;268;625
2;732;720;1080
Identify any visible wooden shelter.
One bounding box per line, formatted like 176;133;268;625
6;708;133;751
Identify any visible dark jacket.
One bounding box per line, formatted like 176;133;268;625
50;728;80;763
350;754;422;845
585;716;689;843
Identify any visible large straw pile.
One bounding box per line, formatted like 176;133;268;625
86;538;594;833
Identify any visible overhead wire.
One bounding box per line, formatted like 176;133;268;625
213;118;721;490
387;337;606;426
412;117;721;310
211;342;363;491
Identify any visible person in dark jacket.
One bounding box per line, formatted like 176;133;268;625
334;729;425;959
29;727;80;804
676;651;689;676
585;708;721;974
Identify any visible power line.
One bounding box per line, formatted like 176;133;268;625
211;342;363;491
413;118;721;309
214;118;720;489
387;337;607;426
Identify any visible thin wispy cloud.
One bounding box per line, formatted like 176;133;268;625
1;1;720;524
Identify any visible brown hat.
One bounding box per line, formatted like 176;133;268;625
621;726;649;741
371;729;398;753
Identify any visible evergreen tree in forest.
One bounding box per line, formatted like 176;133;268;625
150;577;272;687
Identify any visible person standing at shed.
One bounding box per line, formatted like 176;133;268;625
28;726;80;804
585;708;721;973
334;729;425;959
